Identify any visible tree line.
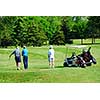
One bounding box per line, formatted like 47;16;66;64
0;16;100;47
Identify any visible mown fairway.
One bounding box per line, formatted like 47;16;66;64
0;39;100;83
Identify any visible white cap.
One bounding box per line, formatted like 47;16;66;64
23;46;26;48
16;46;19;49
49;45;53;49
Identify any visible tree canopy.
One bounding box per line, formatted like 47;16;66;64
0;16;100;47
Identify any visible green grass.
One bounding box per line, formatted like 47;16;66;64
0;40;100;83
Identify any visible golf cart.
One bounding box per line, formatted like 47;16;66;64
63;47;96;68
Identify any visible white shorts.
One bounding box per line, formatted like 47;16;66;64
48;58;54;62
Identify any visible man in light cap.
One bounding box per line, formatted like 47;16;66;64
48;45;55;68
22;46;28;70
9;46;21;70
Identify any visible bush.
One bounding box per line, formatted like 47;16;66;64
66;39;73;44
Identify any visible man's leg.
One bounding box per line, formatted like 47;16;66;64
24;56;28;69
48;58;51;68
15;57;20;70
49;61;51;68
23;56;26;69
52;61;54;68
25;56;28;69
51;58;54;68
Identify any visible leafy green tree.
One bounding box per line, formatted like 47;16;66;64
12;16;27;46
48;16;65;45
12;16;47;46
26;16;47;46
0;16;15;47
0;16;93;47
61;16;71;43
50;31;65;45
87;16;100;44
71;16;88;44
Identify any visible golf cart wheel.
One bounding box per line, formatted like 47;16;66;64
81;66;86;68
63;62;68;67
86;63;91;66
81;65;86;68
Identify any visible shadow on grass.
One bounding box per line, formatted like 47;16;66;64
38;66;64;69
55;65;81;68
76;43;100;45
55;66;64;68
35;65;81;70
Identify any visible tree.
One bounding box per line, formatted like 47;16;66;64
0;16;15;47
87;16;100;44
26;16;47;46
12;16;47;46
71;16;88;44
61;16;71;43
50;31;65;45
48;16;65;45
12;16;27;46
0;16;93;47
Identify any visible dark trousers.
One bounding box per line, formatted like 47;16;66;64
23;56;28;69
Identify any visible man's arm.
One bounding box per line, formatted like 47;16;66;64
22;50;24;56
9;50;15;58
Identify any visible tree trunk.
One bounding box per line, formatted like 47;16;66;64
91;33;95;44
81;39;83;45
92;37;94;44
93;38;95;43
0;37;1;47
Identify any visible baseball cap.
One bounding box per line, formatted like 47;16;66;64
49;45;53;49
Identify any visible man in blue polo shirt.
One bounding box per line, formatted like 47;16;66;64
22;46;28;70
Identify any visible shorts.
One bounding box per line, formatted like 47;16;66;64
15;56;21;63
48;58;54;62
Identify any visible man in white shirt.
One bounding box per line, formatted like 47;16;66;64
48;45;55;68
